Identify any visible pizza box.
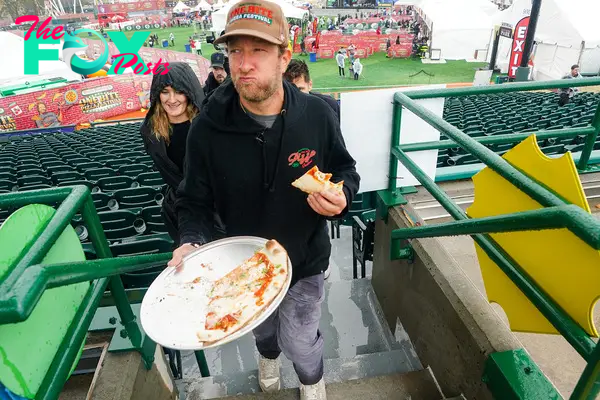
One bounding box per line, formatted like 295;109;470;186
140;236;292;350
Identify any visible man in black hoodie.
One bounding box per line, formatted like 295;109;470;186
203;52;229;96
170;1;359;399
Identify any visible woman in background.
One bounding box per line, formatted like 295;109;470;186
140;62;206;247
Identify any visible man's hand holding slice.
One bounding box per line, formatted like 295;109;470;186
292;166;348;217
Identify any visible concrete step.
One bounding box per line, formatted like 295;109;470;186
197;368;445;400
181;278;420;377
184;349;422;399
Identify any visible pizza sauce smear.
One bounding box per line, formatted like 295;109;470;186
204;251;279;332
251;253;276;307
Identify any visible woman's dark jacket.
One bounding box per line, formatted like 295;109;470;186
140;62;206;246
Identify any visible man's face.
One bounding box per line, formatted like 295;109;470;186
228;36;291;103
213;66;227;84
292;76;312;94
572;67;580;77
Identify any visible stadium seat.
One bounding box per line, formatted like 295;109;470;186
95;209;146;241
96;176;138;192
137;171;164;187
85;168;117;181
141;206;168;234
118;164;151;177
113;187;161;209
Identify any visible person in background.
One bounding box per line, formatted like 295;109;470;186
203;52;229;96
169;32;175;47
194;37;203;55
140;63;213;247
559;64;582;106
169;1;360;398
336;50;347;78
352;57;363;80
284;59;339;120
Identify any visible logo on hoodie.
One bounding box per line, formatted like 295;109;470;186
288;148;316;168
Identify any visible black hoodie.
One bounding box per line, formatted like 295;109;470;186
139;62;205;244
176;80;360;283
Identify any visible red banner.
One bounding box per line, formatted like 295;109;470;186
387;43;412;58
97;0;166;14
508;16;530;79
0;75;153;133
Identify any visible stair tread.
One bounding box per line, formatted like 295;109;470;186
211;369;444;400
182;279;421;378
184;349;422;399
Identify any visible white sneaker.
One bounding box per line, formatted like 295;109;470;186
300;378;327;400
324;266;331;280
258;356;281;392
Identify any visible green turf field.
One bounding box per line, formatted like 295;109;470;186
85;26;487;91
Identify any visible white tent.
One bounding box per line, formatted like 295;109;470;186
393;0;420;5
173;1;191;12
0;32;82;90
194;0;212;11
417;0;494;60
492;0;600;80
212;0;308;36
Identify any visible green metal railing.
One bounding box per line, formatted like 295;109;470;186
384;77;600;400
0;186;209;399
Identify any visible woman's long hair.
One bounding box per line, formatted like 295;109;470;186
151;100;198;144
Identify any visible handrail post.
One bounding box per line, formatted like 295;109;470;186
577;101;600;171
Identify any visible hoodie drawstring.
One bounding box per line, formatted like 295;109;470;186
268;109;287;193
257;109;287;193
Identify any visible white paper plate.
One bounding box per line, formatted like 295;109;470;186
140;236;292;350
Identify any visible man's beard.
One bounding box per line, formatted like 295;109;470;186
233;67;280;103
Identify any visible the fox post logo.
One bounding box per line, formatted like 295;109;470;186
17;15;170;76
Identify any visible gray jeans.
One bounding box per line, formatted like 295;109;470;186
253;273;325;385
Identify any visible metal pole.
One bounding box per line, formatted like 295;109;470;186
519;0;542;68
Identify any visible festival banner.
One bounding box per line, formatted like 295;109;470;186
97;0;166;14
0;75;153;133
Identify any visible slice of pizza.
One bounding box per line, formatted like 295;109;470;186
291;166;344;195
196;239;289;344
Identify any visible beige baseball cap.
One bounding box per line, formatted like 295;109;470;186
214;0;289;46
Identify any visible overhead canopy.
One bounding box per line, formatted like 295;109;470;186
173;1;191;12
0;32;82;90
417;0;494;60
493;0;600;78
212;0;308;35
393;0;420;5
194;0;212;11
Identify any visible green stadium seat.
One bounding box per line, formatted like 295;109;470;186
118;164;151;177
96;176;138;192
137;171;164;187
18;175;52;187
111;238;173;288
46;165;75;176
92;192;119;212
85;168;116;181
141;206;167;234
51;171;84;185
106;159;134;169
0;179;18;192
96;209;146;240
113;187;161;209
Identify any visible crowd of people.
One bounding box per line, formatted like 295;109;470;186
141;2;359;400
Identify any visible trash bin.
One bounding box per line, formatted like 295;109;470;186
184;44;191;52
162;40;169;48
495;75;509;84
309;52;317;62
